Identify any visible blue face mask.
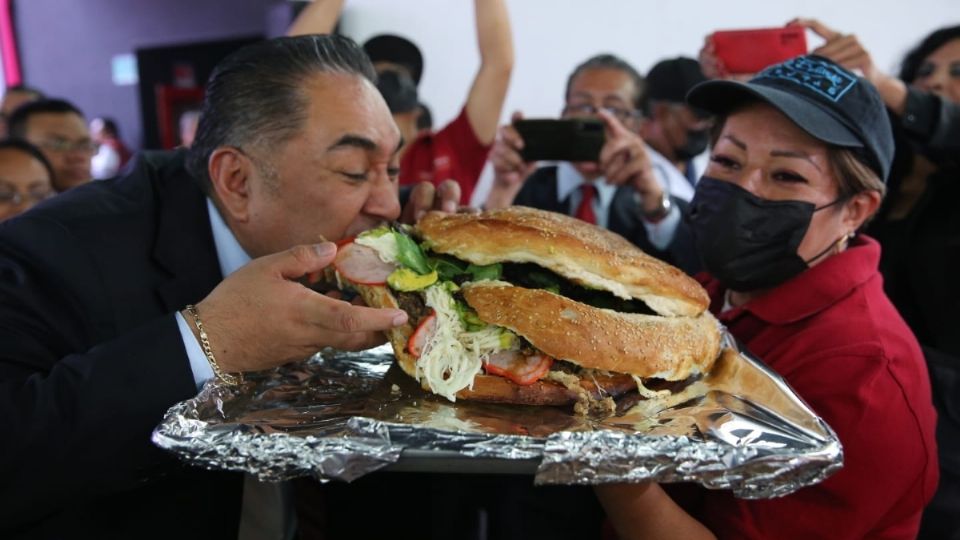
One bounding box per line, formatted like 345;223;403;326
689;177;846;292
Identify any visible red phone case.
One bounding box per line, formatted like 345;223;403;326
711;27;808;75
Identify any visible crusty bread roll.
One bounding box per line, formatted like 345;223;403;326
356;284;419;381
417;206;708;317
350;206;722;407
461;282;721;381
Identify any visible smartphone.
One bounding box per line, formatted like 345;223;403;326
513;118;605;162
710;26;808;75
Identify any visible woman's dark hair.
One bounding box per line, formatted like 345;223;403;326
899;25;960;83
186;34;377;194
565;54;647;109
0;138;55;180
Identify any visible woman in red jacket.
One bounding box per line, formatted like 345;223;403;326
597;55;939;539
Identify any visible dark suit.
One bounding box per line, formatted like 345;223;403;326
0;150;243;538
513;165;701;275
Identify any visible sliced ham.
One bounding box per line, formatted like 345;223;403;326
407;311;436;358
333;241;396;286
484;351;553;386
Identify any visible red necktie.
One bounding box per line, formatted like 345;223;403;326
574;183;597;224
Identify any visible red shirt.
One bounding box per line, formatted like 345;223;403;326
399;107;492;204
683;236;939;539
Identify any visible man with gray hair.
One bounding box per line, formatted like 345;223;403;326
486;53;701;275
0;34;458;539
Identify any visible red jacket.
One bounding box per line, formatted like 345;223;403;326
399;107;491;205
681;235;938;539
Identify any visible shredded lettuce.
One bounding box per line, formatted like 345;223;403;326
466;263;502;281
430;256;467;281
394;231;431;274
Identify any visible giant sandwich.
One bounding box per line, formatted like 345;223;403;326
333;206;721;413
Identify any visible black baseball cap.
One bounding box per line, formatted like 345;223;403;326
646;57;708;104
363;34;424;85
687;55;894;181
376;69;419;114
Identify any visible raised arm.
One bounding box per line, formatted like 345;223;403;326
464;0;515;145
789;18;909;115
287;0;344;36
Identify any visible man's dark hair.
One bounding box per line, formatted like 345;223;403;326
186;34;377;194
7;99;85;139
0;138;55;180
94;117;120;137
416;102;433;131
899;25;960;83
4;85;44;100
565;54;646;109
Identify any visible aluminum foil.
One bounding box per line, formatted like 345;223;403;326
153;337;842;499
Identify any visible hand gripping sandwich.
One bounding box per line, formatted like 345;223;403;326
333;206;721;413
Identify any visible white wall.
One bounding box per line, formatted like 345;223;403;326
340;0;959;128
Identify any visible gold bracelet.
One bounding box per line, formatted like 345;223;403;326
184;304;243;386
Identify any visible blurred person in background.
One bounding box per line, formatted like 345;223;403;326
597;54;937;540
8;98;94;191
790;19;960;540
485;54;702;275
639;57;712;200
179;108;201;148
0;85;44;137
288;0;515;204
416;101;433;134
0;138;54;222
90;116;133;179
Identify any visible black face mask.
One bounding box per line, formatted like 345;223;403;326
674;128;710;161
689;176;846;292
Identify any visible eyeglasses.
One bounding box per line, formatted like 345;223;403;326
0;186;53;206
562;103;639;123
36;138;99;154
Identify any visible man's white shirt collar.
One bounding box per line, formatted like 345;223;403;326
555;162;618;205
207;198;251;277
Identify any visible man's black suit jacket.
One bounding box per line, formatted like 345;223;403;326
513;165;701;275
0;151;243;538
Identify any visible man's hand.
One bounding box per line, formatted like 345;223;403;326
185;243;408;374
790;18;883;86
486;111;537;209
698;35;726;80
596;110;665;216
400;180;462;223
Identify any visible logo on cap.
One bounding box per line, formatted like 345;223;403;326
756;56;857;103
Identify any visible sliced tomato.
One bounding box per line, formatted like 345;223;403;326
407;311;437;358
484;351;554;386
333;241;396;285
336;236;356;248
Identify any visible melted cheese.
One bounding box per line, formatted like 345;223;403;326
631;375;672;399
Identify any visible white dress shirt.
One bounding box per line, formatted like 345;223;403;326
556;161;681;251
175;198;251;390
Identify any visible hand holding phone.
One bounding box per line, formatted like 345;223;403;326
512;118;606;162
710;26;808;75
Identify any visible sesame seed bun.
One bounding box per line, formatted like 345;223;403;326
416;207;709;317
461;282;721;381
